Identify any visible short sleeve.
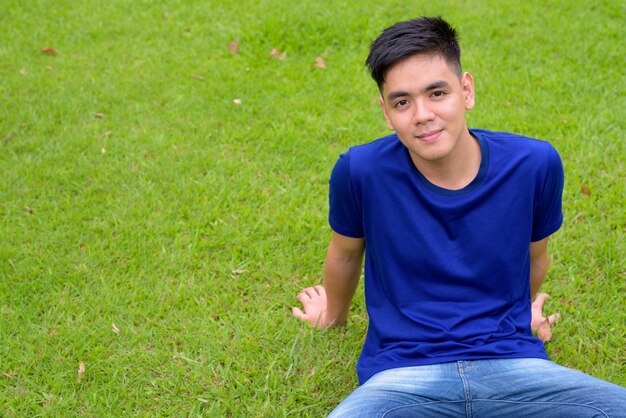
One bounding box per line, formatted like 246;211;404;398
531;145;564;242
328;152;364;238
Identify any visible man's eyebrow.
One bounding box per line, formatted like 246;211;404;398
425;80;450;91
386;90;410;101
385;81;451;101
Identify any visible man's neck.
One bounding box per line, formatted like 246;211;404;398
410;129;482;191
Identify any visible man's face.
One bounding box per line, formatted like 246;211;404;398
379;54;475;166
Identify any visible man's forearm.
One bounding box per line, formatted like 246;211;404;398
323;245;364;325
530;258;547;300
529;238;550;300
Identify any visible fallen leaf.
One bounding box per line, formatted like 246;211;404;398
271;48;286;60
537;319;552;342
228;40;239;54
19;69;28;75
232;99;242;105
95;113;104;119
232;269;247;275
102;131;113;138
191;74;205;80
77;362;86;383
111;323;120;334
41;47;59;55
101;147;107;154
24;205;34;214
314;56;326;69
581;184;590;196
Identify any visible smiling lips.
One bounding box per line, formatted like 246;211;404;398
416;129;443;142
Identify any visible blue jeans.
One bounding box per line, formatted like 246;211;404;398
328;358;626;417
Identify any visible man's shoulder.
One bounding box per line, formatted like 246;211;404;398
339;133;404;171
345;133;406;168
472;128;555;151
472;128;560;165
348;133;401;154
472;129;562;183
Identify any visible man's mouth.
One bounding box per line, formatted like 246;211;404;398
416;129;442;142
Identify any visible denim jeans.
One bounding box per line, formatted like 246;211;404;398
328;358;626;417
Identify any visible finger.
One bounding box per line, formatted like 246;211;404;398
537;319;552;342
314;285;326;297
547;312;561;325
299;287;317;298
532;293;550;317
292;307;306;321
295;292;306;304
304;287;320;298
533;293;550;307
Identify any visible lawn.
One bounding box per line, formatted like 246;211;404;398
1;0;624;416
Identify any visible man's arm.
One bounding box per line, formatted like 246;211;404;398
530;236;550;301
292;231;365;328
529;236;559;334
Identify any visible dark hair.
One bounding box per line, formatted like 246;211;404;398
365;16;461;90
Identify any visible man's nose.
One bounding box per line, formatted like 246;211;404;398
413;100;434;125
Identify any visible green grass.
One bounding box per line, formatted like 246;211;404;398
1;0;624;416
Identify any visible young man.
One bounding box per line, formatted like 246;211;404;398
293;16;626;417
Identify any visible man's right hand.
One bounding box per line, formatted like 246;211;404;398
531;293;561;342
292;285;337;328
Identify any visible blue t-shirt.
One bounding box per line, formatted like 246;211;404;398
329;129;564;384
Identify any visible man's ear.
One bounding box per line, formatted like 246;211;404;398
462;72;475;110
379;96;395;131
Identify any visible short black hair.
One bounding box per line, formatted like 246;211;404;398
365;16;461;91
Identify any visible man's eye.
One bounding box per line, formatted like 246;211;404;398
395;99;409;107
432;91;446;98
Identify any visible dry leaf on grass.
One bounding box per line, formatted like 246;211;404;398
229;40;239;54
77;362;86;383
232;269;247;275
314;56;326;69
111;323;120;334
232;99;242;105
581;184;590;196
41;47;59;55
270;48;286;60
191;74;205;80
